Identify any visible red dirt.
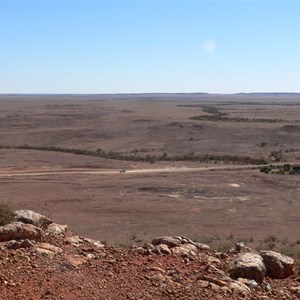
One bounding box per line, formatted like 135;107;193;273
0;232;299;300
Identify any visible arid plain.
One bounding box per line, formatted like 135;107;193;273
0;94;299;255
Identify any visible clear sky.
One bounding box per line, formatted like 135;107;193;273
0;0;299;94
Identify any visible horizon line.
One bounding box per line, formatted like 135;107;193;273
1;92;300;96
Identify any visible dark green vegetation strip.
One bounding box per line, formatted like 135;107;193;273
183;104;296;123
0;144;267;165
260;163;300;175
191;115;288;123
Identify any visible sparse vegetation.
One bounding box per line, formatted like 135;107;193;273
258;142;267;147
191;115;288;123
0;204;14;226
260;163;300;175
188;104;292;123
0;144;268;165
270;149;283;162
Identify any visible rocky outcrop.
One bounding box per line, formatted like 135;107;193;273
228;253;266;283
14;210;52;229
0;210;298;300
35;243;63;258
0;222;43;242
45;223;68;236
148;236;210;256
4;239;35;250
260;250;295;279
152;236;183;247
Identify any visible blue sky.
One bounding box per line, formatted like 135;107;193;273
0;0;299;94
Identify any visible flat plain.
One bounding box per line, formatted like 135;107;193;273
0;94;299;253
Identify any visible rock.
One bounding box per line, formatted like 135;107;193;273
289;286;300;295
155;244;171;255
195;242;211;251
151;236;182;248
208;265;227;277
262;282;272;293
144;243;156;252
36;242;62;254
150;273;166;282
228;253;266;283
171;244;198;256
45;223;67;236
289;287;300;299
35;243;62;258
229;281;251;295
0;222;43;242
260;250;294;279
207;256;221;264
65;235;83;245
5;239;35;249
237;278;259;289
197;280;209;288
235;242;246;252
151;236;203;256
14;210;52;229
209;282;221;291
84;238;105;249
197;275;227;287
181;236;195;245
65;255;87;267
149;267;165;273
36;248;56;258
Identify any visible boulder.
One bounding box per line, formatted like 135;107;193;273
35;248;56;259
151;236;182;248
197;275;227;287
151;236;207;255
142;243;156;255
195;242;211;251
171;244;198;256
14;210;52;229
35;242;62;258
65;235;83;245
5;239;35;250
235;242;246;252
65;254;87;267
228;253;266;283
0;222;43;242
289;286;300;298
237;278;259;289
229;281;251;295
260;250;294;279
45;223;67;236
36;242;62;254
155;244;171;255
84;238;105;249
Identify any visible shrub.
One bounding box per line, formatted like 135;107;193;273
270;150;283;162
260;166;272;173
0;204;14;226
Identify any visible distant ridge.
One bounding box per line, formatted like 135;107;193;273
1;92;300;97
1;93;300;103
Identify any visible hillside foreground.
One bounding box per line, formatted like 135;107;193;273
0;210;299;300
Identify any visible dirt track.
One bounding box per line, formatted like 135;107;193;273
1;161;297;179
0;164;277;178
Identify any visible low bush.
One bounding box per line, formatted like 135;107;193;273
0;204;14;226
